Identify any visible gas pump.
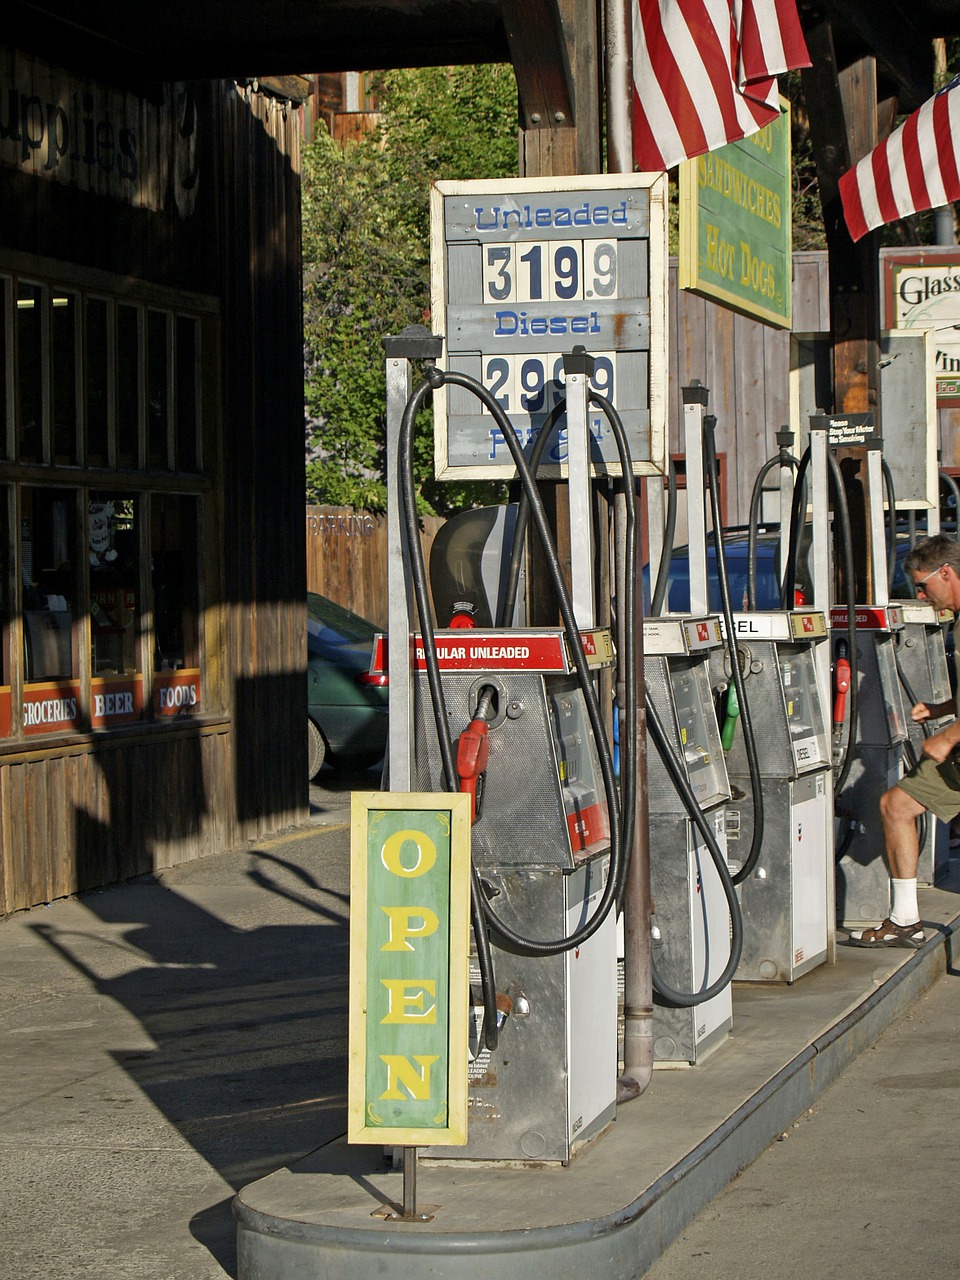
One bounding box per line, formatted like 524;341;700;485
712;609;832;981
381;342;639;1164
710;429;833;984
643;613;737;1062
642;384;745;1062
805;416;909;930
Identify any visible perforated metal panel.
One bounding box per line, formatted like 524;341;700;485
414;670;593;869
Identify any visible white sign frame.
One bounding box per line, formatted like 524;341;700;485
429;173;668;481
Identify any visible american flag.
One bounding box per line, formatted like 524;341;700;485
632;0;810;173
839;73;960;243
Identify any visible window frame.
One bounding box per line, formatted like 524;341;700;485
0;253;219;745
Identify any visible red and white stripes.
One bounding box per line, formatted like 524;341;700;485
839;73;960;242
632;0;810;173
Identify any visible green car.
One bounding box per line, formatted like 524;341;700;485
307;592;388;779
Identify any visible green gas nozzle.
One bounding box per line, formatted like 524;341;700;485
720;683;740;752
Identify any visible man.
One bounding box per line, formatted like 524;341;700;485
852;533;960;947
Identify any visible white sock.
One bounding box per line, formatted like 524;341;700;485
890;878;919;927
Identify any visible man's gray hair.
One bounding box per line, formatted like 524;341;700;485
902;533;960;580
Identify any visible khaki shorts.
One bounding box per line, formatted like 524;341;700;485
898;753;960;823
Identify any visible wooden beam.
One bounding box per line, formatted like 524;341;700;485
802;24;881;417
501;0;576;130
514;0;602;626
821;0;933;110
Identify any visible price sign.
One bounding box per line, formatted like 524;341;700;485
429;174;667;480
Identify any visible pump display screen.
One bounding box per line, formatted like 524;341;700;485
778;644;829;773
875;637;907;741
669;659;728;809
548;678;610;858
924;629;952;705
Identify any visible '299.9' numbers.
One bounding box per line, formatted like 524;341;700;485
483;241;618;303
483;352;615;414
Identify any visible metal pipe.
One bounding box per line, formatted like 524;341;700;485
604;0;633;174
605;0;651;1097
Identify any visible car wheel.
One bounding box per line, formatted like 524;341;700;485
307;719;326;780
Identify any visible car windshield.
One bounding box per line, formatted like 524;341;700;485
307;592;378;652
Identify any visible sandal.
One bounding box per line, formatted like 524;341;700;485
850;918;925;949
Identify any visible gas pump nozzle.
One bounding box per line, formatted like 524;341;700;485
457;686;496;824
833;638;851;746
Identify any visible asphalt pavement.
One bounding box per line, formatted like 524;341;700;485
2;766;960;1279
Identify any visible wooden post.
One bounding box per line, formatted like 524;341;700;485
802;29;882;417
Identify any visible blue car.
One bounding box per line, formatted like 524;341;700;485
645;526;915;615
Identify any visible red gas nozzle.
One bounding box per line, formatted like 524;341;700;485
457;717;490;824
833;642;851;730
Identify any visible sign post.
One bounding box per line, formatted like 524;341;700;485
348;791;472;1218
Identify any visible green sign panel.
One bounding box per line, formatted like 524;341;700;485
348;792;471;1146
678;104;792;328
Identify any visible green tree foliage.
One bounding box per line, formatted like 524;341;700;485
302;64;519;515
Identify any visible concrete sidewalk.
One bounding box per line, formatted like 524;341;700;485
0;817;355;1280
3;808;960;1280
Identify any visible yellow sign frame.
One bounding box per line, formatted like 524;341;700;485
348;791;472;1146
678;101;792;329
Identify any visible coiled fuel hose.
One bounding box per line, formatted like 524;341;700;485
397;366;624;961
643;692;744;1005
704;414;764;885
746;448;800;611
650;456;678;617
782;446;859;793
499;390;640;908
494;387;739;1003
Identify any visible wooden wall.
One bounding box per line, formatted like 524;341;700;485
306;507;444;629
668;250;831;527
216;83;308;837
0;76;308;915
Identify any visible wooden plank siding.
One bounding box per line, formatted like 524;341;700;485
0;75;308;916
306;508;444;630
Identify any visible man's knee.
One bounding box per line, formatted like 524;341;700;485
880;784;922;823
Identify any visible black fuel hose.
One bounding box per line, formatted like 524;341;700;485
399;367;624;957
827;447;859;795
498;400;568;629
396;374;500;1049
644;691;744;1006
882;456;898;591
599;396;742;1002
780;448;811;612
651;457;679;616
499;388;643;909
747;450;799;611
704;415;765;884
781;445;859;791
590;392;639;905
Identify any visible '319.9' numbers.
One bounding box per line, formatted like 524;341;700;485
483;241;618;303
